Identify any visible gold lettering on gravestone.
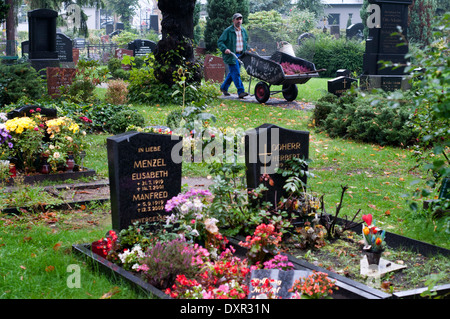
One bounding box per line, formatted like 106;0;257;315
131;145;170;215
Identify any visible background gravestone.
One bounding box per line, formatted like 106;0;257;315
346;23;364;41
127;39;157;57
27;9;60;75
245;124;309;208
361;0;413;91
248;269;312;299
46;67;77;98
328;76;358;97
107;131;182;231
203;54;225;83
55;32;73;63
115;48;134;70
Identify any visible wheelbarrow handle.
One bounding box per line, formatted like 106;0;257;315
230;52;244;66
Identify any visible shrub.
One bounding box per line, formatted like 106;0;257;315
296;35;365;78
314;93;417;146
0;63;46;107
107;57;122;74
107;108;145;134
105;79;129;105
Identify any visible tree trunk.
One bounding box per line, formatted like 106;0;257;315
155;0;201;86
5;0;16;56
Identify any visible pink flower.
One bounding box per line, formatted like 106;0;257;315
36;108;41;112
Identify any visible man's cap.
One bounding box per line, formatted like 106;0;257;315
232;13;243;20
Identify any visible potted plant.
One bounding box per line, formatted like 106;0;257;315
361;214;386;265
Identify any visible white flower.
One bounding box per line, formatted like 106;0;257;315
180;203;189;214
190;229;200;237
193;198;203;209
53;152;61;159
204;218;219;235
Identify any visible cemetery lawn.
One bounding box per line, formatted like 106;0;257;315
1;92;448;299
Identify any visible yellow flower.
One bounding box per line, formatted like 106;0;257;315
4;117;37;134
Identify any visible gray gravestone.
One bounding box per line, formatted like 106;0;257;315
245;124;309;208
107;132;183;231
56;33;73;62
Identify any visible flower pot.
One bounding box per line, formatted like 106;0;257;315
364;250;382;265
66;152;75;172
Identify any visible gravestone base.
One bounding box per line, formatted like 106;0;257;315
30;59;60;77
359;75;411;92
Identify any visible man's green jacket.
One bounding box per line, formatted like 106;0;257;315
217;25;248;65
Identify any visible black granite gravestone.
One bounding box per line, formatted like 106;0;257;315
27;9;60;74
248;269;312;299
346;23;364;41
328;76;358;96
107;131;182;231
127;39;157;57
245;124;309;208
361;0;413;91
7;105;57;119
56;33;73;62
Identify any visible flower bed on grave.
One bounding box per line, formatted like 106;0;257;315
0;109;93;184
75;180;450;299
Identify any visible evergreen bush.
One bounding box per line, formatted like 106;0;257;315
313;93;416;146
107;108;145;134
0;63;45;107
296;35;365;78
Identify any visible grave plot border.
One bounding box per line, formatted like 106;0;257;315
72;243;170;299
1;179;109;215
5;168;96;185
72;219;449;299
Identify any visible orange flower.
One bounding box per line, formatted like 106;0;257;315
363;227;370;236
375;237;382;246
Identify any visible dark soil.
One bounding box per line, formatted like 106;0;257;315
284;231;450;294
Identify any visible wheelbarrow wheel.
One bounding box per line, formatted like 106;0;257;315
255;82;270;103
282;84;298;102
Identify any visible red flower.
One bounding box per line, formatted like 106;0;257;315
362;214;372;226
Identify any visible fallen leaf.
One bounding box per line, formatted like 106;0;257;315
20;265;26;270
100;286;120;299
45;265;55;272
385;210;391;216
53;242;62;251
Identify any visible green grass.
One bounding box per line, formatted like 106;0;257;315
1;79;448;299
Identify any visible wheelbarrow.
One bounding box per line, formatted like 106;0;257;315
237;51;323;103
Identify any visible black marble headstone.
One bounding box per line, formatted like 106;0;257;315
127;39;157;57
328;76;358;96
248;269;312;299
346;23;364;41
56;33;73;62
27;9;58;60
7;105;57;119
361;0;413;91
245;124;309;208
107;131;183;231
